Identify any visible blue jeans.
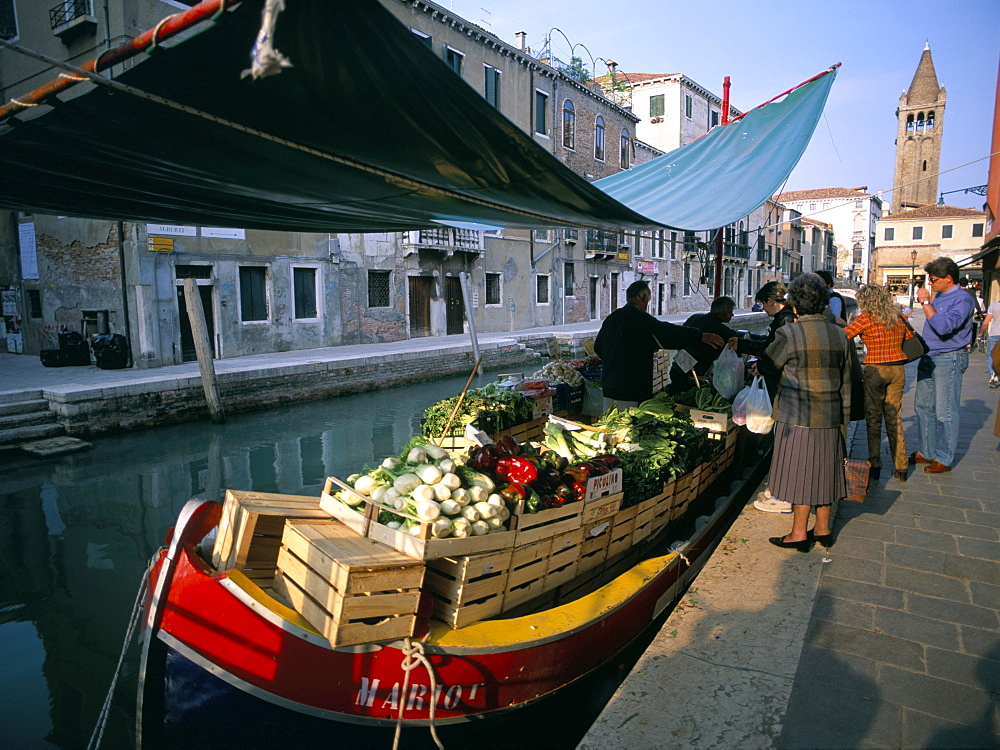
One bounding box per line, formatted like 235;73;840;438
915;350;968;467
988;335;999;377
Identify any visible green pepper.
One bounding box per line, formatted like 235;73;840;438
500;482;528;502
525;487;542;513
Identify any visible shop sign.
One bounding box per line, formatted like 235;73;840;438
636;260;656;273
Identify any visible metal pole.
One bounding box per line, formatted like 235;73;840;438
459;272;482;375
909;256;916;308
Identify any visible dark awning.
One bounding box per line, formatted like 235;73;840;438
0;0;835;234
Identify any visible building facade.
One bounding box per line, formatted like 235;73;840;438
871;204;987;299
1;0;672;362
775;187;883;284
891;45;946;213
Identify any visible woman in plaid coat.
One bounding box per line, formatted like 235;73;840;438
757;273;853;551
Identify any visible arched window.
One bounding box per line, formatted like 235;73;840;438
852;243;863;266
594;116;605;161
926;111;935;129
620;129;630;169
906;114;914;132
562;99;575;150
922;160;927;172
916;111;925;130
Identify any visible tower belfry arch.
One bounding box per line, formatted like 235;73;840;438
891;43;946;212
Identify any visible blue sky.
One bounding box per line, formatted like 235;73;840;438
447;0;999;210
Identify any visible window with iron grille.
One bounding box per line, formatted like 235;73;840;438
564;263;575;296
368;270;391;308
175;264;212;279
536;275;550;304
292;267;318;319
485;273;501;306
239;266;268;322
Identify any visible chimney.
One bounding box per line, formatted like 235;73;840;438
606;59;618;73
515;31;527;52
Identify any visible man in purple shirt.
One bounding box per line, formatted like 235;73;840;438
911;257;976;472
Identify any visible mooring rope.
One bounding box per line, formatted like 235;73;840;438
86;549;161;750
392;638;445;750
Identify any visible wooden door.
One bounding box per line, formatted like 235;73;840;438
177;285;215;362
589;277;598;319
408;276;433;337
445;277;465;335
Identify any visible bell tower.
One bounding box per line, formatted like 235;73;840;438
891;44;946;212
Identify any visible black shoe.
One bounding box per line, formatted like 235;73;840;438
868;465;881;481
894;469;908;482
808;529;833;549
769;535;813;552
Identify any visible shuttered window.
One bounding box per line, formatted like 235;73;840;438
239;266;268;321
292;267;317;319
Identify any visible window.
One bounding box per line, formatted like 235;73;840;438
972;223;984;238
855;200;863;208
941;224;953;239
239;266;268;322
853;243;863;266
0;0;17;40
28;289;41;318
926;111;935;129
912;226;923;240
562;99;575;149
176;264;212;279
594;117;605;161
564;228;578;242
533;228;551;242
649;94;664;118
670;231;677;259
536;275;550;305
710;110;719;128
411;29;431;47
445;47;464;76
292;267;318;319
485;273;501;306
683;262;691;296
809;203;816;211
670;283;677;299
884;227;895;241
564;263;575;296
534;90;548;135
619;129;630;169
685;94;693;118
906;114;914;131
367;270;391;308
484;65;501;108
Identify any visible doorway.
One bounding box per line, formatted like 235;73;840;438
589;277;598;319
445;277;465;335
610;272;619;310
409;276;433;337
177;284;215;362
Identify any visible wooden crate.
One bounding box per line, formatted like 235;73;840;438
429;417;550;454
212;490;330;579
424;548;512;628
578;514;612;573
607;505;638;561
514;502;581;546
322;478;517;561
273;521;424;648
581;492;623;524
651;349;671;395
631;496;658;545
543;527;584;592
503;538;551;609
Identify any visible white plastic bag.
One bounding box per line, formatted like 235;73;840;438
712;346;745;399
731;383;752;426
744;376;775;434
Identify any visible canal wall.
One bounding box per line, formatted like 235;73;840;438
45;340;541;437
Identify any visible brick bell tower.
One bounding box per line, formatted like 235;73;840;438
892;44;946;212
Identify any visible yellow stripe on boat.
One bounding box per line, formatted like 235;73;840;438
226;569;323;636
428;552;677;650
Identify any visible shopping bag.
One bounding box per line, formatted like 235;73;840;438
712;346;745;400
731;383;751;426
899;315;929;363
744;376;775;434
845;458;871;502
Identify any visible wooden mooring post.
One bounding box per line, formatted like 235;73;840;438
182;278;226;424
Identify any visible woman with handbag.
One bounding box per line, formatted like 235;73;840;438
757;273;853;551
844;286;913;482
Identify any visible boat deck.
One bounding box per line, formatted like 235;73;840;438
581;336;1000;749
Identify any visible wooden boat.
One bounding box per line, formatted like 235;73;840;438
136;432;769;748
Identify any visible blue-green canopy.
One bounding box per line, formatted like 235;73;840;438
0;0;834;233
596;70;836;230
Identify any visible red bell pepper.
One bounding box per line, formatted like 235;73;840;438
495;456;539;485
496;435;520;456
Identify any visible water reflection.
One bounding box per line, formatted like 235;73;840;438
0;369;497;748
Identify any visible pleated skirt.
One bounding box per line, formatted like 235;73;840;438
769;421;846;506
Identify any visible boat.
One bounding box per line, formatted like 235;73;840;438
135;427;771;748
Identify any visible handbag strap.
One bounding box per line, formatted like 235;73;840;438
898;313;919;338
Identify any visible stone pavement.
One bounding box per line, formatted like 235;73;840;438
581;335;1000;749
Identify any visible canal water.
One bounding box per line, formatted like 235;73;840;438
0;368;510;749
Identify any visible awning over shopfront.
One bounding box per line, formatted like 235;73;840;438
0;0;836;234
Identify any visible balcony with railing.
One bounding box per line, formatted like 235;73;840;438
402;228;483;256
50;0;96;39
585;230;621;260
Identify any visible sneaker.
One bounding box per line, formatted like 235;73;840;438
990;378;999;390
754;495;792;513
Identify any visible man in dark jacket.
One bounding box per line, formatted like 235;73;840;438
668;296;742;393
595;281;723;407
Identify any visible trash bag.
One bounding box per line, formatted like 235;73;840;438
91;333;129;370
744;376;775;434
582;379;604;417
712;346;745;400
57;330;91;365
731;383;752;426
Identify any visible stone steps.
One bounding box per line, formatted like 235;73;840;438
0;399;52;418
0;392;65;447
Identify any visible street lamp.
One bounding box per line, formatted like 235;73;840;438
909;250;918;308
